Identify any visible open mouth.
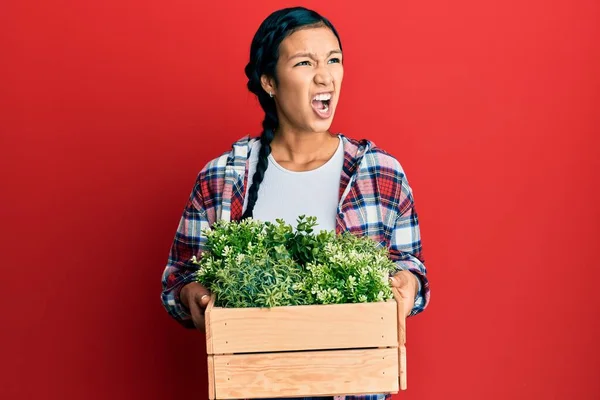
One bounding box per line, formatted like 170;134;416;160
311;92;333;117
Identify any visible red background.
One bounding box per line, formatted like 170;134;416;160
1;0;599;399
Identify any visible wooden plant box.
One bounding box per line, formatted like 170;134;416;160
204;288;407;399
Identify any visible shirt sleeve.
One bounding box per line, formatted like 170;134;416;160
160;172;213;328
387;176;430;317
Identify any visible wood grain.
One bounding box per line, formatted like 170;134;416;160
399;345;407;390
391;287;407;391
207;355;215;399
207;300;398;354
213;348;399;399
205;294;216;355
391;287;406;345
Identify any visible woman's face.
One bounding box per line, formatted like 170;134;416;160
262;26;344;134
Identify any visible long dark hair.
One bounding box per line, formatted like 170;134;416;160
241;7;343;220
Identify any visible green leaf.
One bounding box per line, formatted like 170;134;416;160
193;217;395;308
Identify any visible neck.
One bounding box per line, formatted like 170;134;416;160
270;129;337;165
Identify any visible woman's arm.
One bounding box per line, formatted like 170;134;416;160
161;171;214;329
387;167;430;317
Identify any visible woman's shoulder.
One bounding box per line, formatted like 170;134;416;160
198;134;257;176
340;133;406;175
370;145;407;175
189;135;256;201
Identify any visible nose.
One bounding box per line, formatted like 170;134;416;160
314;66;333;86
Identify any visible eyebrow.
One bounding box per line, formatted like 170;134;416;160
288;49;342;61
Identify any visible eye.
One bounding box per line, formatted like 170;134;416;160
294;60;311;67
328;58;341;64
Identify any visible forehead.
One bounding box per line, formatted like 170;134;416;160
279;27;340;57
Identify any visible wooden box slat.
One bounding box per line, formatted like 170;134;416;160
207;355;215;399
205;291;407;399
213;348;399;399
207;300;398;354
399;345;407;390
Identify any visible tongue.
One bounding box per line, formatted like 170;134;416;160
312;100;326;110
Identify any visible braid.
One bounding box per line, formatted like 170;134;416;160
242;110;277;219
240;6;343;220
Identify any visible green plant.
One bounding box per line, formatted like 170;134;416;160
192;216;396;308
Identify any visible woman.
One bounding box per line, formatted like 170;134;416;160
161;6;430;400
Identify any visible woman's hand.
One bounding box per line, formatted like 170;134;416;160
389;270;419;317
180;282;212;331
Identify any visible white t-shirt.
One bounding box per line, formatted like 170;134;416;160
242;135;344;233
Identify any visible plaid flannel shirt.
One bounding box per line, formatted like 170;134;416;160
161;133;430;400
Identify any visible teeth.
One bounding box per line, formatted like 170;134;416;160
313;93;332;101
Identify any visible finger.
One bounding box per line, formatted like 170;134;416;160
199;294;211;308
188;297;205;331
389;271;409;288
192;284;211;307
189;296;200;324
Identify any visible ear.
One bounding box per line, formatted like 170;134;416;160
260;74;277;97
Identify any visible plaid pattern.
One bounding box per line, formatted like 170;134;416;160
161;134;430;399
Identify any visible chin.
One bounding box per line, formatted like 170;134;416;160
310;113;336;132
309;121;334;133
